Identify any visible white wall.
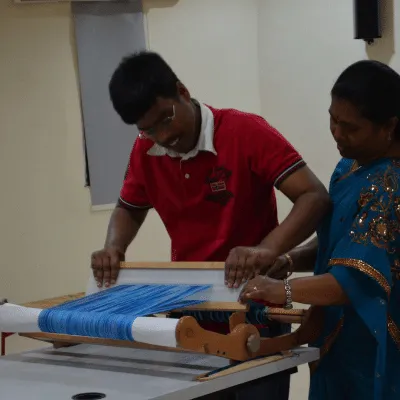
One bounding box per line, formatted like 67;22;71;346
144;0;261;113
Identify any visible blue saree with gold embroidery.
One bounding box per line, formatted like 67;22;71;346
309;157;400;400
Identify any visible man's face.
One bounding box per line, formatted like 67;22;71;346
136;84;197;154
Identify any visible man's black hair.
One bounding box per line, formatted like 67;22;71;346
109;51;179;125
331;60;400;138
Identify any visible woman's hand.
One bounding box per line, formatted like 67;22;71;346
238;275;286;305
238;273;349;308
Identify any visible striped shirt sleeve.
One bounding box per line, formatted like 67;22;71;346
118;138;153;210
247;115;306;188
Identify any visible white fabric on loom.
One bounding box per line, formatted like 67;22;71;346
0;304;41;332
85;269;243;301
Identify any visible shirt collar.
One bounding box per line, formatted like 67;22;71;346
146;102;217;160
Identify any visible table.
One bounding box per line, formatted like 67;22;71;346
0;344;318;399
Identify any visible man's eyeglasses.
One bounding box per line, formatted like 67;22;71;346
139;105;175;138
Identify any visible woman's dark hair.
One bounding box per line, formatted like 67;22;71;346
331;60;400;138
109;51;179;125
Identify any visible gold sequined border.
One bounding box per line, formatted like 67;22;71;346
309;315;344;374
328;258;391;296
319;315;344;358
388;315;400;350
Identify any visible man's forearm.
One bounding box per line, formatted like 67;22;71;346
105;206;148;252
289;236;318;273
259;191;329;258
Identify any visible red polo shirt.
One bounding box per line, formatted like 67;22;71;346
119;104;305;262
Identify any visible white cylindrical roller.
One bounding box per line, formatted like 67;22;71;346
0;303;180;349
131;317;179;348
0;303;42;332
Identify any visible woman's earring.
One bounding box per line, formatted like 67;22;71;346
138;133;143;139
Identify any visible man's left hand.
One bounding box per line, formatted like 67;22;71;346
224;246;277;288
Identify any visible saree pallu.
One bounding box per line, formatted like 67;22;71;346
309;158;400;400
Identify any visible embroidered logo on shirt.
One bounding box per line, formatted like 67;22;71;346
205;166;233;206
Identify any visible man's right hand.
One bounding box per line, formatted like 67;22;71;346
264;255;292;279
91;247;125;288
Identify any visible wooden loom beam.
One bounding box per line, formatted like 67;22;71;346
120;261;225;269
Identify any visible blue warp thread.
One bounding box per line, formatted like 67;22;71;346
38;284;210;341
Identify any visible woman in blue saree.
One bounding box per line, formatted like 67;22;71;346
239;60;400;399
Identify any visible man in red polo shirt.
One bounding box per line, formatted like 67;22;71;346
91;51;330;399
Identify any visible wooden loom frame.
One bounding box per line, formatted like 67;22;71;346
12;262;324;363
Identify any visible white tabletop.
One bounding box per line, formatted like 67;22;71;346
0;344;319;399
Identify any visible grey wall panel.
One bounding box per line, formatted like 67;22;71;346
72;1;146;206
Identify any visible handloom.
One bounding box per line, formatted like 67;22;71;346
0;262;323;377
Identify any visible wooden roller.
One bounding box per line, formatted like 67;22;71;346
173;306;320;361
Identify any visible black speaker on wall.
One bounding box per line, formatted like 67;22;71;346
354;0;381;44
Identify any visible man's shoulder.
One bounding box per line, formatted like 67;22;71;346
208;105;265;124
207;105;275;139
